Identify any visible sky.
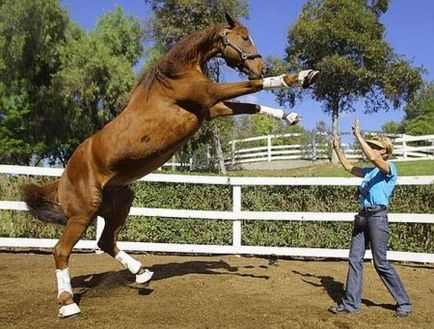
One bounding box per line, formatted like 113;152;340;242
61;0;434;135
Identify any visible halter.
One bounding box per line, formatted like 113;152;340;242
220;31;262;62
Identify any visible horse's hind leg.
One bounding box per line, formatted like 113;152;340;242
54;215;94;317
54;185;102;318
97;186;153;284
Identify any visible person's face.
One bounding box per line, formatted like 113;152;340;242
368;143;387;158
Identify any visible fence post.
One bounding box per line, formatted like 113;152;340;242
232;185;242;251
95;216;105;254
431;138;434;157
231;141;236;167
267;136;272;162
206;145;211;168
312;132;317;161
402;134;408;159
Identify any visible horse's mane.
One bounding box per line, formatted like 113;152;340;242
134;25;223;98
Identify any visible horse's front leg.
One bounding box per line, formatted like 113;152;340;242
206;101;301;125
98;186;154;285
208;70;319;104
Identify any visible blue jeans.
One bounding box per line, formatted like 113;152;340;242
341;210;411;313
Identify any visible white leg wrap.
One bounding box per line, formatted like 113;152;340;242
115;250;142;274
55;268;73;299
262;74;289;89
259;105;284;119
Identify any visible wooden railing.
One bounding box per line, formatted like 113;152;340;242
1;165;433;263
226;133;434;165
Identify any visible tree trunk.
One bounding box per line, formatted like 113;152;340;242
331;100;340;164
211;124;227;175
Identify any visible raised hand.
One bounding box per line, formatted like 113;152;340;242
328;132;340;149
352;118;361;137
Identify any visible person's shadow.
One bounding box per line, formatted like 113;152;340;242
71;259;269;305
292;269;395;310
292;270;344;303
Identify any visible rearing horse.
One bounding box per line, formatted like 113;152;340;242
21;13;318;318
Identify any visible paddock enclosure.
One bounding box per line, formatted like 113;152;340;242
0;252;433;329
1;165;433;326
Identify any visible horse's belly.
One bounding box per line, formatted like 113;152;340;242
100;117;200;184
82;100;203;187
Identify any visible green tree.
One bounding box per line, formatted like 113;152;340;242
0;2;144;165
0;0;70;164
51;6;145;163
401;82;434;135
144;0;249;173
381;121;401;134
279;0;423;162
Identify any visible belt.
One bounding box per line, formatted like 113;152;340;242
361;205;387;213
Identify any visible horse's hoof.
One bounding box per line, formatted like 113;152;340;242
299;69;319;88
58;303;81;318
283;112;301;125
136;269;154;284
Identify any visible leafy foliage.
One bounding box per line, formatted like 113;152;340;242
50;6;145;163
0;2;145;165
401;82;434;135
145;0;249;51
381;121;401;134
0;0;70;164
279;0;423;139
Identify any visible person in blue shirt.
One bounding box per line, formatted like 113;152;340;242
328;119;411;318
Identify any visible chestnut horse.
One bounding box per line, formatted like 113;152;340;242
21;13;318;318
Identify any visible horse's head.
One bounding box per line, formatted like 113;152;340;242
219;13;265;80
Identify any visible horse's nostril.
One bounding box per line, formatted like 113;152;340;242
261;68;267;78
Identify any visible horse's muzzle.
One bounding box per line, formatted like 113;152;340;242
248;66;266;80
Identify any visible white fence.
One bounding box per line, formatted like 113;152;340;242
227;133;434;165
0;165;433;263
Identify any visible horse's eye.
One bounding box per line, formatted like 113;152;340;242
242;35;249;41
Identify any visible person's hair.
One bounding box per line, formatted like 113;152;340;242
367;135;394;160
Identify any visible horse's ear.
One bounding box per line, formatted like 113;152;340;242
225;12;238;28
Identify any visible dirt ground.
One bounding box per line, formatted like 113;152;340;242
0;252;432;329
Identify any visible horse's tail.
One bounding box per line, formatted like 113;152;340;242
20;180;67;225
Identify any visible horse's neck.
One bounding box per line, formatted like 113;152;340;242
168;26;222;69
128;26;223;104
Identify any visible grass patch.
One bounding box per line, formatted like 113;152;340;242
228;160;434;177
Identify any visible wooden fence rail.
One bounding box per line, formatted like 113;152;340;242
1;165;433;263
226;133;434;165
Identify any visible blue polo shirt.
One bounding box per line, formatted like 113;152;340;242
359;162;397;207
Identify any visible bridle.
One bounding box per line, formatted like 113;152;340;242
219;31;262;65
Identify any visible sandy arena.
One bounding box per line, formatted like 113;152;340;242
0;252;432;329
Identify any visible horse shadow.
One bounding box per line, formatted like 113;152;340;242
71;259;269;305
292;269;395;310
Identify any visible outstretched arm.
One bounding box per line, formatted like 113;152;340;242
352;119;390;174
329;133;364;178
